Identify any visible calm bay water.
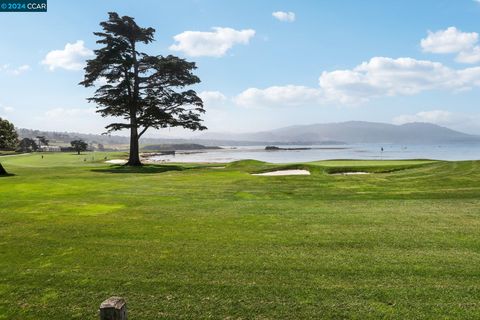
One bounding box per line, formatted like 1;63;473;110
149;143;480;163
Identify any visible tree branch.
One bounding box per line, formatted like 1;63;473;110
138;126;149;138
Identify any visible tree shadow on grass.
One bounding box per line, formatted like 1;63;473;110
91;164;185;174
0;164;14;177
0;173;15;177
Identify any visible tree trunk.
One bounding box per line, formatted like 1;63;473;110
0;163;7;175
127;124;142;166
77;150;80;155
127;40;142;167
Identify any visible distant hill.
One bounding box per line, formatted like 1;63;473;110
16;121;480;147
198;121;480;144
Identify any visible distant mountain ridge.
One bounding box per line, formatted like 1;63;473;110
198;121;480;144
17;121;480;147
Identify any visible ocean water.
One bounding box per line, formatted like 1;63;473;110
149;143;480;163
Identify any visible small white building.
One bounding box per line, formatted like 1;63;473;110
38;145;61;152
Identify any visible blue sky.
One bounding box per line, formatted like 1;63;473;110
2;0;480;137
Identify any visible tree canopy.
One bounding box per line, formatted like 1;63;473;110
80;12;206;166
0;118;18;150
36;136;49;147
17;138;38;153
70;140;88;155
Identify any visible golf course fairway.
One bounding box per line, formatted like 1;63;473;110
1;153;479;319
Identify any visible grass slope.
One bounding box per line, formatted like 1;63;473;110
1;153;480;319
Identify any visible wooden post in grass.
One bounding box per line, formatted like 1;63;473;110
99;297;127;320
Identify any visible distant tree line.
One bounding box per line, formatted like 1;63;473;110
0;118;93;154
17;128;130;145
16;128;219;148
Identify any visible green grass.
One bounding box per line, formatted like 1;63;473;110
1;153;480;319
0;151;18;156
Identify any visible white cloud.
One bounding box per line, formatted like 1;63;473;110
42;40;93;71
169;27;255;57
272;11;296;22
199;91;227;108
234;85;323;108
0;64;31;76
456;66;480;87
10;65;30;76
3;106;119;135
2;106;14;113
421;27;478;54
420;27;480;64
318;57;480;103
232;56;480;107
0;105;14;119
44;107;96;118
30;107;115;134
95;76;109;87
456;46;480;64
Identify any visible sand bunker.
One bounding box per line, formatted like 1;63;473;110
253;169;310;176
332;172;370;175
105;159;127;164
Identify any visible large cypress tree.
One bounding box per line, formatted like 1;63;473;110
80;12;206;166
